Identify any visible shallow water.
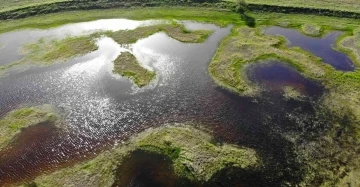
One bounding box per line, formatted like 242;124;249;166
247;60;324;98
0;20;329;186
264;26;355;71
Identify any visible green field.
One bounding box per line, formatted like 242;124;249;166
226;0;360;13
0;0;69;12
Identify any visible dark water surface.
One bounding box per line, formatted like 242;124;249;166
247;60;324;98
0;20;330;186
264;26;355;71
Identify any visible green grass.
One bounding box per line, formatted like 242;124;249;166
107;23;213;44
22;35;98;64
0;7;244;35
0;105;58;150
113;52;156;88
226;0;360;13
23;125;259;187
0;35;98;74
0;0;69;13
301;23;323;37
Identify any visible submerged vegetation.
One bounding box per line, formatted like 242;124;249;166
21;125;259;187
0;105;58;150
113;52;155;87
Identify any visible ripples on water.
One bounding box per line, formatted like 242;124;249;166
0;20;330;186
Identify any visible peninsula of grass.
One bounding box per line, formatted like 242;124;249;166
0;105;59;151
0;35;98;73
20;125;260;187
233;0;360;14
22;35;98;65
113;52;155;88
107;23;213;44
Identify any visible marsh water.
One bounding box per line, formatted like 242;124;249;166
264;26;355;71
247;61;323;98
0;21;343;186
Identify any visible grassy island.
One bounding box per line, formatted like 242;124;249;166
113;52;155;87
20;125;260;187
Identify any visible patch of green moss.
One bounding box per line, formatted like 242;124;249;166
283;86;304;100
23;124;260;187
113;52;156;87
0;105;58;150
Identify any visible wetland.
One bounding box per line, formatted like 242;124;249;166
0;4;359;187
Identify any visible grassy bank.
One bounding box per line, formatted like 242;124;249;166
0;105;59;151
230;0;360;14
0;0;68;13
19;125;259;187
0;7;243;35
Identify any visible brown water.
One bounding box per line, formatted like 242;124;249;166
0;20;332;186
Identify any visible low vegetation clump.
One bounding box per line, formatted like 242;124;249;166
0;105;58;150
20;125;260;187
301;23;322;37
283;86;304;100
113;52;156;87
